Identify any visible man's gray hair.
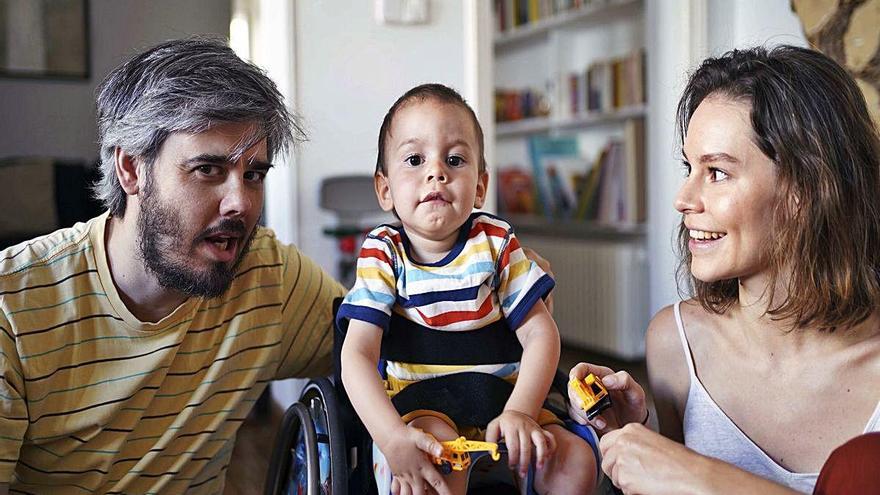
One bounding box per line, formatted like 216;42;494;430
94;36;302;216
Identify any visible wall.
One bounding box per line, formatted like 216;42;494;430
0;0;230;162
289;1;468;276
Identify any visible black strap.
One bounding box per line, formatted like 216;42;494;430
390;372;514;428
381;312;523;365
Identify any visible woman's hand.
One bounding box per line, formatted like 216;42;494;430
568;362;648;433
599;423;706;495
600;424;804;495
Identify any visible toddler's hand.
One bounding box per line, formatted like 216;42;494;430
485;410;556;479
380;426;451;495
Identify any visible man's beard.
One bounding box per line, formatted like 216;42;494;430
137;179;254;299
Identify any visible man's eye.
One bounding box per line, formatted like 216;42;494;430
446;156;464;167
196;165;221;176
245;170;267;183
406;155;423;166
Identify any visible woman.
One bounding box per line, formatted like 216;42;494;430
568;45;880;494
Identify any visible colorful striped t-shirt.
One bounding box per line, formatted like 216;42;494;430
336;212;554;382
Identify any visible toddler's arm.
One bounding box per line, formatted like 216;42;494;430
340;319;451;495
486;299;560;478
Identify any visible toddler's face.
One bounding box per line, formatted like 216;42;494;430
375;99;488;245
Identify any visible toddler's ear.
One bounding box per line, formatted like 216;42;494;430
374;173;395;212
473;172;489;208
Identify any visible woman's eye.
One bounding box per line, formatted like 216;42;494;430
446;156;464;167
710;168;729;181
405;155;423;166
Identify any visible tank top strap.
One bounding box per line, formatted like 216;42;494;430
673;301;697;378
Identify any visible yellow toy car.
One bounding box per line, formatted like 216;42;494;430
569;373;613;420
431;437;501;474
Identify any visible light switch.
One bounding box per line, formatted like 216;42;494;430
375;0;429;25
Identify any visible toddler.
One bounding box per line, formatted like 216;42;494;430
338;84;597;495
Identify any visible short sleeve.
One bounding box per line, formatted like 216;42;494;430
0;307;26;483
336;232;399;332
495;230;555;330
274;243;346;380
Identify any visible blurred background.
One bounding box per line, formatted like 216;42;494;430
1;1;877;492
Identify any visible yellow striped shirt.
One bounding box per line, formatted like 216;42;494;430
0;212;344;494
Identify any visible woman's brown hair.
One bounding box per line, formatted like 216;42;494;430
675;45;880;330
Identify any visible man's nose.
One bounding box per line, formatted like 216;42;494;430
220;175;253;218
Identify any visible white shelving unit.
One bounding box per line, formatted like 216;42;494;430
491;0;650;359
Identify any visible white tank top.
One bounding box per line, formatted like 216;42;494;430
674;301;880;493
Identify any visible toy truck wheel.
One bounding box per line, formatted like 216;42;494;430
439;461;452;475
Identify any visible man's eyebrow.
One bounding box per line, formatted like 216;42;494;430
184;154;274;169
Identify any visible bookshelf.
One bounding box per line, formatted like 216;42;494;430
491;0;650;359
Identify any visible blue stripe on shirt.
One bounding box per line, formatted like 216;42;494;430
397;284;482;308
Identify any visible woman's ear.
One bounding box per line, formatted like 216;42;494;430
473;171;489;208
374;172;395;212
114;148;141;195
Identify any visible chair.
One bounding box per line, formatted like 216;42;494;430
264;301;603;495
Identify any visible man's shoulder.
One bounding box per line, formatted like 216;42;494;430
0;218;96;279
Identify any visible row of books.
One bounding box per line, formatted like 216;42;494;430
495;88;551;123
561;50;646;117
497;118;645;224
494;0;595;33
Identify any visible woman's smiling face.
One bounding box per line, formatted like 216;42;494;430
675;95;780;284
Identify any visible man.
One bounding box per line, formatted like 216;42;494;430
0;37;344;494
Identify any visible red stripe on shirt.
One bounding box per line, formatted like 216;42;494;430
416;293;494;327
360;247;392;265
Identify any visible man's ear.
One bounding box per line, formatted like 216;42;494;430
473;171;489;209
114;148;142;195
374;172;395;212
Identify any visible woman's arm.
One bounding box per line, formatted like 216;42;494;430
599;424;802;495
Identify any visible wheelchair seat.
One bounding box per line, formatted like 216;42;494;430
264;299;603;495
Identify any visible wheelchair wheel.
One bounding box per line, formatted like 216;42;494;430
264;402;320;495
299;378;348;494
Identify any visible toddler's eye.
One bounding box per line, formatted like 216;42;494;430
446;156;465;167
406;155;423;166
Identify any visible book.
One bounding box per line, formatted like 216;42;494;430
497;167;537;215
527;135;582;218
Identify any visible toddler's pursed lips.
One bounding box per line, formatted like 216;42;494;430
421;191;449;203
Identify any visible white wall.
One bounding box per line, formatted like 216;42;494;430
0;0;230;162
706;0;807;55
289;1;468;276
645;0;807;315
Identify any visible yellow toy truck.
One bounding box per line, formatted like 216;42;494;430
569;373;612;420
431;437;501;474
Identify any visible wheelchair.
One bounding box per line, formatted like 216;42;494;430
264;300;606;495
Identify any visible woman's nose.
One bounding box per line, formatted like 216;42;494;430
674;177;703;214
